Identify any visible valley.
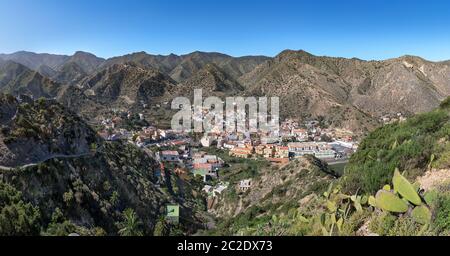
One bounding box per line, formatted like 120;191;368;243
0;50;449;236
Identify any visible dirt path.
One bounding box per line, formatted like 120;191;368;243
416;168;450;191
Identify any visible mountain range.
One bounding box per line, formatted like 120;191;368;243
1;50;450;134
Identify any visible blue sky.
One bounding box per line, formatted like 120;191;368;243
1;0;449;60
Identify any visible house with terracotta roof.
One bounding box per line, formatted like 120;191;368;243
229;146;254;158
274;146;289;158
292;128;308;141
254;145;266;155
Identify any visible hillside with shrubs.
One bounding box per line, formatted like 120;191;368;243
209;98;450;236
0;95;205;236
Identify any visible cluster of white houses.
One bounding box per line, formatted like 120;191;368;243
195;118;358;162
97;112;360;209
287;142;336;159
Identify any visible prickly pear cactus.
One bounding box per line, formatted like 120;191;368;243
368;196;377;207
375;190;409;213
411;205;432;225
392;169;422;206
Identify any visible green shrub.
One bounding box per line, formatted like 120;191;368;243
343;108;450;194
432;193;450;235
153;218;170;236
439;96;450;109
340;210;370;236
0;181;41;236
368;212;396;235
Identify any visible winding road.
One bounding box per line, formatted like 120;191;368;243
0;146;103;171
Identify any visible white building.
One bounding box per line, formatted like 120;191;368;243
288;142;336;159
200;136;213;147
213;184;227;196
238;179;252;192
159;151;180;162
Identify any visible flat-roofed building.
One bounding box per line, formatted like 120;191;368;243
288;142;336;159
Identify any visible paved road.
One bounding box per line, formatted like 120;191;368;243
0;146;102;171
326;159;349;165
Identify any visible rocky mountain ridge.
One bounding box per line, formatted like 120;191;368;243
2;49;450;134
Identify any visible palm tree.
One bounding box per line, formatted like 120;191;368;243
117;208;143;236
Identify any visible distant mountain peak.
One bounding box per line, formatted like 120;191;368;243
177;62;244;95
1;60;29;71
185;51;231;58
395;54;428;63
64;51;105;74
276;49;315;61
73;51;99;58
0;51;69;70
130;51;150;56
0;60;60;99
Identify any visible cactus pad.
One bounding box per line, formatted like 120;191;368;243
411;205;432;225
375;190;409;213
392;169;422;206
